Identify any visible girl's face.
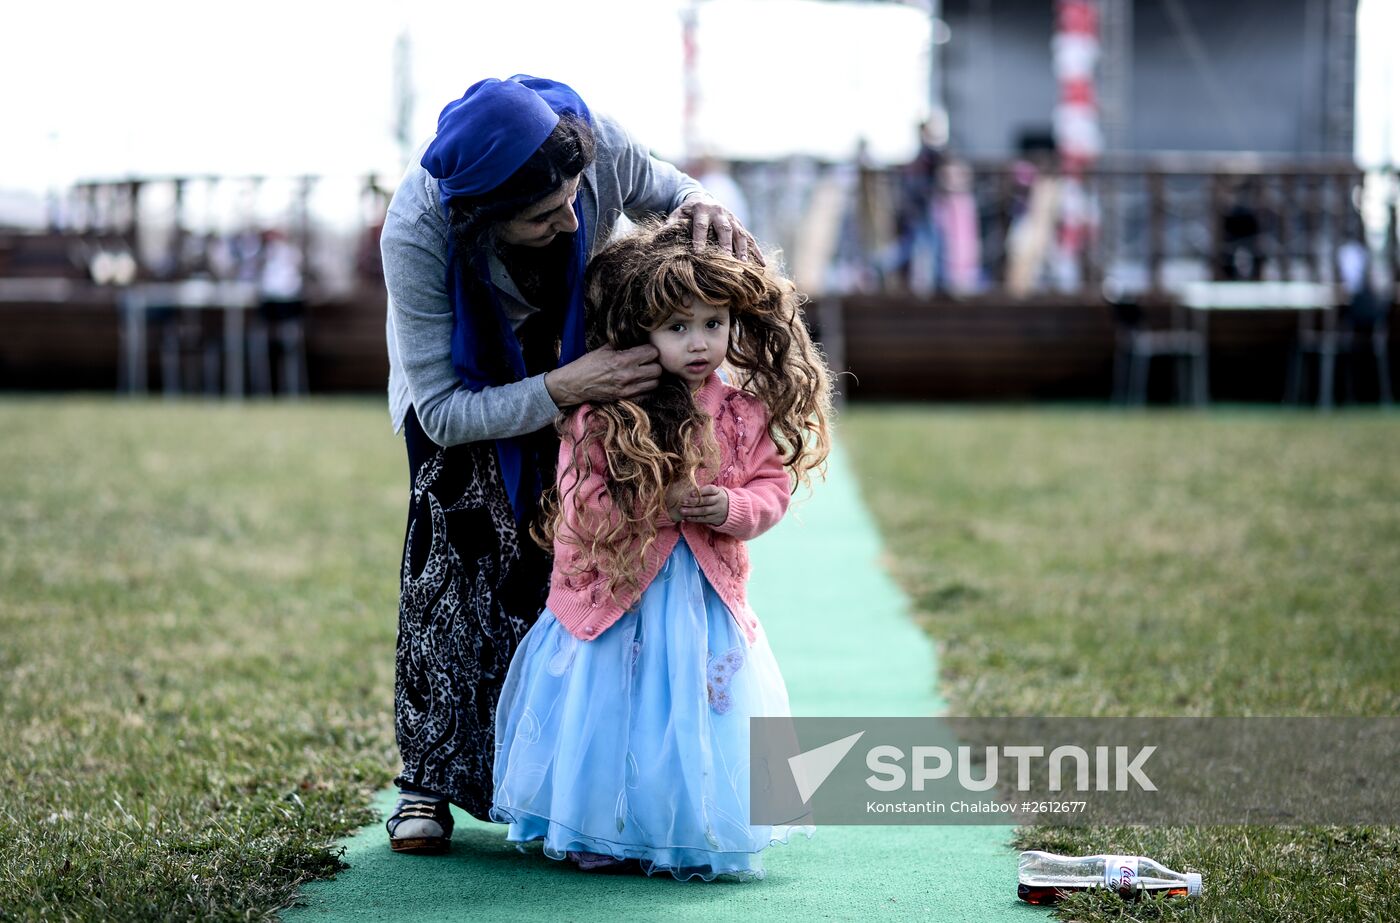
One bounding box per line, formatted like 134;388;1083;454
496;175;581;247
648;298;730;389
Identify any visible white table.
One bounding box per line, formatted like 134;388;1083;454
1174;281;1342;406
118;280;259;398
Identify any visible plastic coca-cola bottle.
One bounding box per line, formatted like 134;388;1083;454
1017;850;1202;904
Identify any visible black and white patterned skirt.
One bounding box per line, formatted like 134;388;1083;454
393;407;554;820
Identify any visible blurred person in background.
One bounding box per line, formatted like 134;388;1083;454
257;229;304;311
1334;222;1394;403
830;138;896;292
1217;177;1266;281
251;228;307;395
379;74;755;856
934;158;982;295
893;120;944;294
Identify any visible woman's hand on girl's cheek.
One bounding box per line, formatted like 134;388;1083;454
681;485;729;526
545;344;660;406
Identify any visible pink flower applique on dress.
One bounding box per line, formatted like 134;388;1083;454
706;646;746;714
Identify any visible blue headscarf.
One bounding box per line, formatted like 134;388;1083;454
421;75;591;523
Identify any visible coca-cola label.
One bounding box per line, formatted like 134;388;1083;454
1104;855;1139;892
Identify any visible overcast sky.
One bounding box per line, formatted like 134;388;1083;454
1;0;1395;201
0;0;930;193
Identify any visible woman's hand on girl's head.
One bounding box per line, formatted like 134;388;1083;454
680;484;729;526
545;344;661;407
669;197;764;266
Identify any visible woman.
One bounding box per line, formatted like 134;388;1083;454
381;74;756;854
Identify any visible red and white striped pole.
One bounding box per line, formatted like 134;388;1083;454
681;0;700;164
1053;0;1102;271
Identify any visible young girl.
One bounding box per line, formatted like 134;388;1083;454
489;220;833;881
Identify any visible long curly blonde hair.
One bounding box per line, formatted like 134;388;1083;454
536;219;834;601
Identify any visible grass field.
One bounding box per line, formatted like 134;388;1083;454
843;405;1400;922
1;398;1397;921
0;399;406;920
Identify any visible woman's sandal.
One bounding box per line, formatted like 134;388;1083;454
386;796;454;854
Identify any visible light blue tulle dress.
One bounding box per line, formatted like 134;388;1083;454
490;536;814;881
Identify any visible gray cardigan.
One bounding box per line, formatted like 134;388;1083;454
382;114;704;447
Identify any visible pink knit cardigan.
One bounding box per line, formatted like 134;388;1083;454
546;372;790;644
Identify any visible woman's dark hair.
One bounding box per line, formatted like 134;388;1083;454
445;113;596;255
443;113;596;386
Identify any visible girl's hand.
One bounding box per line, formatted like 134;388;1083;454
680;484;729;526
663;481;690;523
